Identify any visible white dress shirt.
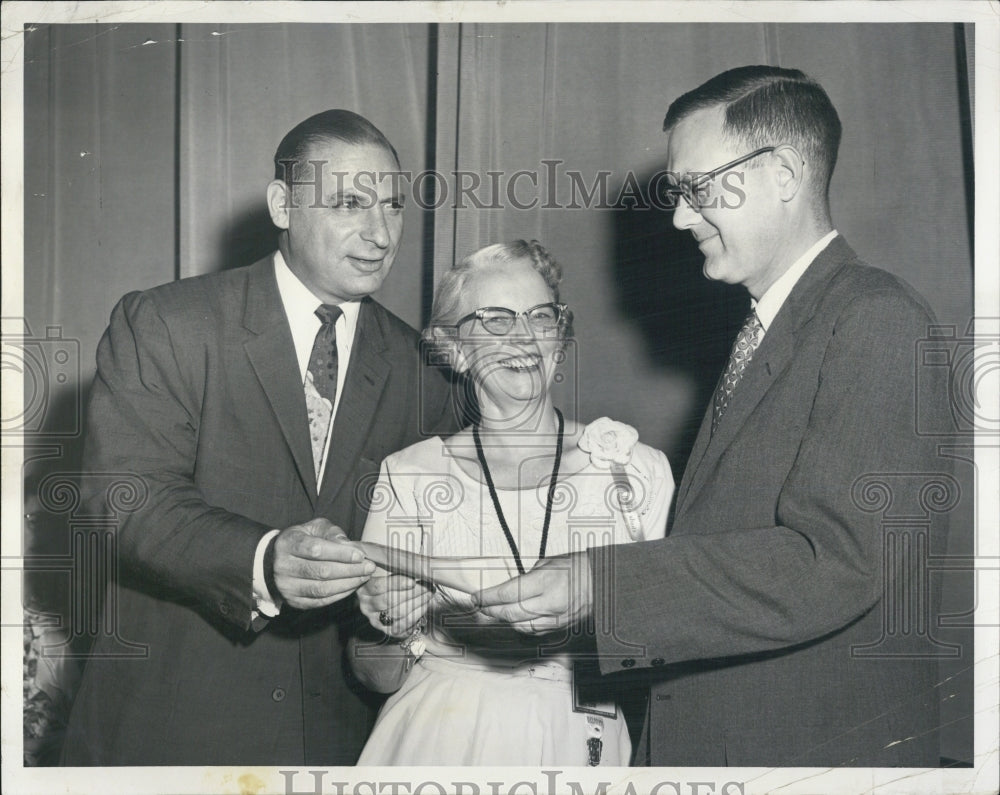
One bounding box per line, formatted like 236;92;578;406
253;250;361;616
272;248;361;478
752;230;838;334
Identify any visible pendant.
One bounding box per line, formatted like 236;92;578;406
586;715;604;766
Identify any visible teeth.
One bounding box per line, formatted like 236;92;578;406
498;355;541;370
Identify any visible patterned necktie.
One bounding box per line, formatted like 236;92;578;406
305;304;342;478
712;309;764;435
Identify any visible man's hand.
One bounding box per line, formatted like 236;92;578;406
474;552;593;635
271;518;375;610
357;574;434;638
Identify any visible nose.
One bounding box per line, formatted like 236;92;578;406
361;204;390;248
491;314;538;343
672;195;700;230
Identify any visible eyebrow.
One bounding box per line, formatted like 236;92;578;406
324;190;406;206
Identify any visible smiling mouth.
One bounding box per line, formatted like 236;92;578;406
348;255;385;272
495;353;543;372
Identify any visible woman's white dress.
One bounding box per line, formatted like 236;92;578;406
356;423;673;766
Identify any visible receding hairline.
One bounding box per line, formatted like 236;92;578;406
663;100;725;134
272;108;403;185
663;103;729;147
284;134;401;174
662;66;815;132
276;136;403;206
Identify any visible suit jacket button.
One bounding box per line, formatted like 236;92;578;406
621;658;635;668
219;601;230;616
272;687;286;702
652;658;665;667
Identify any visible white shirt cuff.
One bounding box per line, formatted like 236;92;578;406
252;529;283;618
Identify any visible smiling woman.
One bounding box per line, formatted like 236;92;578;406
432;241;571;426
345;239;675;767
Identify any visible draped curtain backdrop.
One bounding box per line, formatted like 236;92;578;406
22;21;975;764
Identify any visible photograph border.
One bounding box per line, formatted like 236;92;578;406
2;3;997;794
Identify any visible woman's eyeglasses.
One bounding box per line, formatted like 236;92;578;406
448;302;568;337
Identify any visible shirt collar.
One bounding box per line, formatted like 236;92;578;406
753;230;838;331
273;250;361;377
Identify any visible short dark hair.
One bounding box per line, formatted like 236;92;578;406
663;65;842;196
273;109;400;182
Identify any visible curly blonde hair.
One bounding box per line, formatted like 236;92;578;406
427;239;572;338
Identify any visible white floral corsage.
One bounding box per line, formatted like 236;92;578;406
579;418;639;469
579;418;644;541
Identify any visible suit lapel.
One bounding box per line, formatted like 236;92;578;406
242;256;318;503
675;400;714;512
316;298;392;513
675;237;856;518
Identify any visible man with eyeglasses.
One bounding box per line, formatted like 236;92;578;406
478;65;955;767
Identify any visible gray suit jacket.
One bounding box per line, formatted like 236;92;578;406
61;255;455;765
589;236;954;766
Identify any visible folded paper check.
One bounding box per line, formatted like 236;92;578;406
355;541;516;593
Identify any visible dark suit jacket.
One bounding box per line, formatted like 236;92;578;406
61;255;455;765
589;237;954;767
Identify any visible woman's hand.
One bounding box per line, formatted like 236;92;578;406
357;573;434;638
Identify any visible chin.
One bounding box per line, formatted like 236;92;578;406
479;377;547;407
348;273;389;297
702;257;738;286
702;259;722;282
494;377;545;400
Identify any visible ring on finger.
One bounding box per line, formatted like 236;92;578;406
378;610;394;627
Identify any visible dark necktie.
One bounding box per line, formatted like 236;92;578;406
305;304;342;477
712;309;764;435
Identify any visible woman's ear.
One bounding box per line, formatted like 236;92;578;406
450;340;470;374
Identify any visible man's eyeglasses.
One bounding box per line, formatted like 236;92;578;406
664;146;777;211
448;302;569;337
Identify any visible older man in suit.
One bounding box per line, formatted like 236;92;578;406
477;66;955;766
61;110;454;765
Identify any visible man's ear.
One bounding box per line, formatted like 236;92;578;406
773;144;805;203
266;180;292;229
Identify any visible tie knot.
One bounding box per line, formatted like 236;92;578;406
315;304;342;327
